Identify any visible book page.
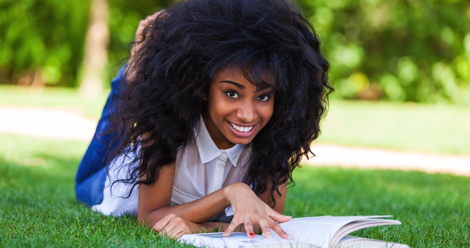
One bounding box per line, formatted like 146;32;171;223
332;219;401;244
338;236;410;248
271;216;394;248
179;232;317;248
180;216;402;248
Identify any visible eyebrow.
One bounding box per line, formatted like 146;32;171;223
256;84;274;92
220;80;245;89
219;80;274;93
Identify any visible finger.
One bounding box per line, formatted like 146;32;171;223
269;220;291;239
173;230;186;240
151;10;165;19
267;211;292;223
136;11;164;39
144;15;154;22
223;218;241;237
153;214;175;233
166;226;184;240
258;218;272;239
142;10;164;27
163;217;182;236
244;216;255;238
172;226;190;240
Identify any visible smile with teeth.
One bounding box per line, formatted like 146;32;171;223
230;122;254;132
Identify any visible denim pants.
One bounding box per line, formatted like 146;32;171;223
75;65;126;206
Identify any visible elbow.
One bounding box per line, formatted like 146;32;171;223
138;210;153;228
138;207;167;229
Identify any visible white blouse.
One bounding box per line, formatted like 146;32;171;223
92;118;251;219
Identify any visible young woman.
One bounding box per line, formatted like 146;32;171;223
75;0;332;240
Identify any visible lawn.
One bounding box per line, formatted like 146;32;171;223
320;100;470;155
1;132;469;247
0;85;109;119
1;85;469;155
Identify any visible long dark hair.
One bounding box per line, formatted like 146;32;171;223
110;0;332;205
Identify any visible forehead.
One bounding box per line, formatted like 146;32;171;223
213;66;275;88
214;67;246;81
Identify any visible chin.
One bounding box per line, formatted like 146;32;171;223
231;138;253;145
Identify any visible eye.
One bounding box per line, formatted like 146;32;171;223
226;91;239;99
256;94;271;102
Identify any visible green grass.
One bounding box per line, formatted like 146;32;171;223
289;166;470;247
1;86;469;155
1;132;469;247
0;132;185;247
0;85;109;119
319;100;470;155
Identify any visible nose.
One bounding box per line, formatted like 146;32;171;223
237;99;256;123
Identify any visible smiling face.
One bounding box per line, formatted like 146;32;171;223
202;67;275;149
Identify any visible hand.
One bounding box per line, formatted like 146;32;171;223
134;10;165;42
127;10;166;81
153;213;202;239
223;183;292;239
131;10;166;58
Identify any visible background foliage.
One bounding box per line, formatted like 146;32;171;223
0;0;469;104
0;0;171;87
299;0;470;104
0;0;90;87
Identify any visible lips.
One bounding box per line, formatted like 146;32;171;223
230;122;254;132
228;121;257;138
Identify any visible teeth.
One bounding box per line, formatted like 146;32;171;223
231;123;253;132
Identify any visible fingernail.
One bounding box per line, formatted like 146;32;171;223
265;232;272;239
222;233;228;237
286;235;291;239
249;232;255;237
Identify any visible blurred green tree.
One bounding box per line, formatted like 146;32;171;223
80;0;109;98
298;0;470;104
104;0;173;84
0;0;468;104
0;0;90;87
0;0;171;88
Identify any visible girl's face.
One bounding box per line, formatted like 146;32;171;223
203;67;275;149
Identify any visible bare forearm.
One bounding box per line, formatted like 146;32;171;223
200;222;245;233
202;222;257;233
139;187;230;228
181;222;245;234
149;182;290;239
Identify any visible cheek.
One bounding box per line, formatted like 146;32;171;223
208;96;232;120
260;103;275;124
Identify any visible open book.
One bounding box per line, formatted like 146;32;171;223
179;215;409;248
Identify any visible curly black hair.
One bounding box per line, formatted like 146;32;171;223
110;0;332;206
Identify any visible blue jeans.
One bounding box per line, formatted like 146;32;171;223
75;64;126;206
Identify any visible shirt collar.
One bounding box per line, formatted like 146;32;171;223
195;117;245;167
